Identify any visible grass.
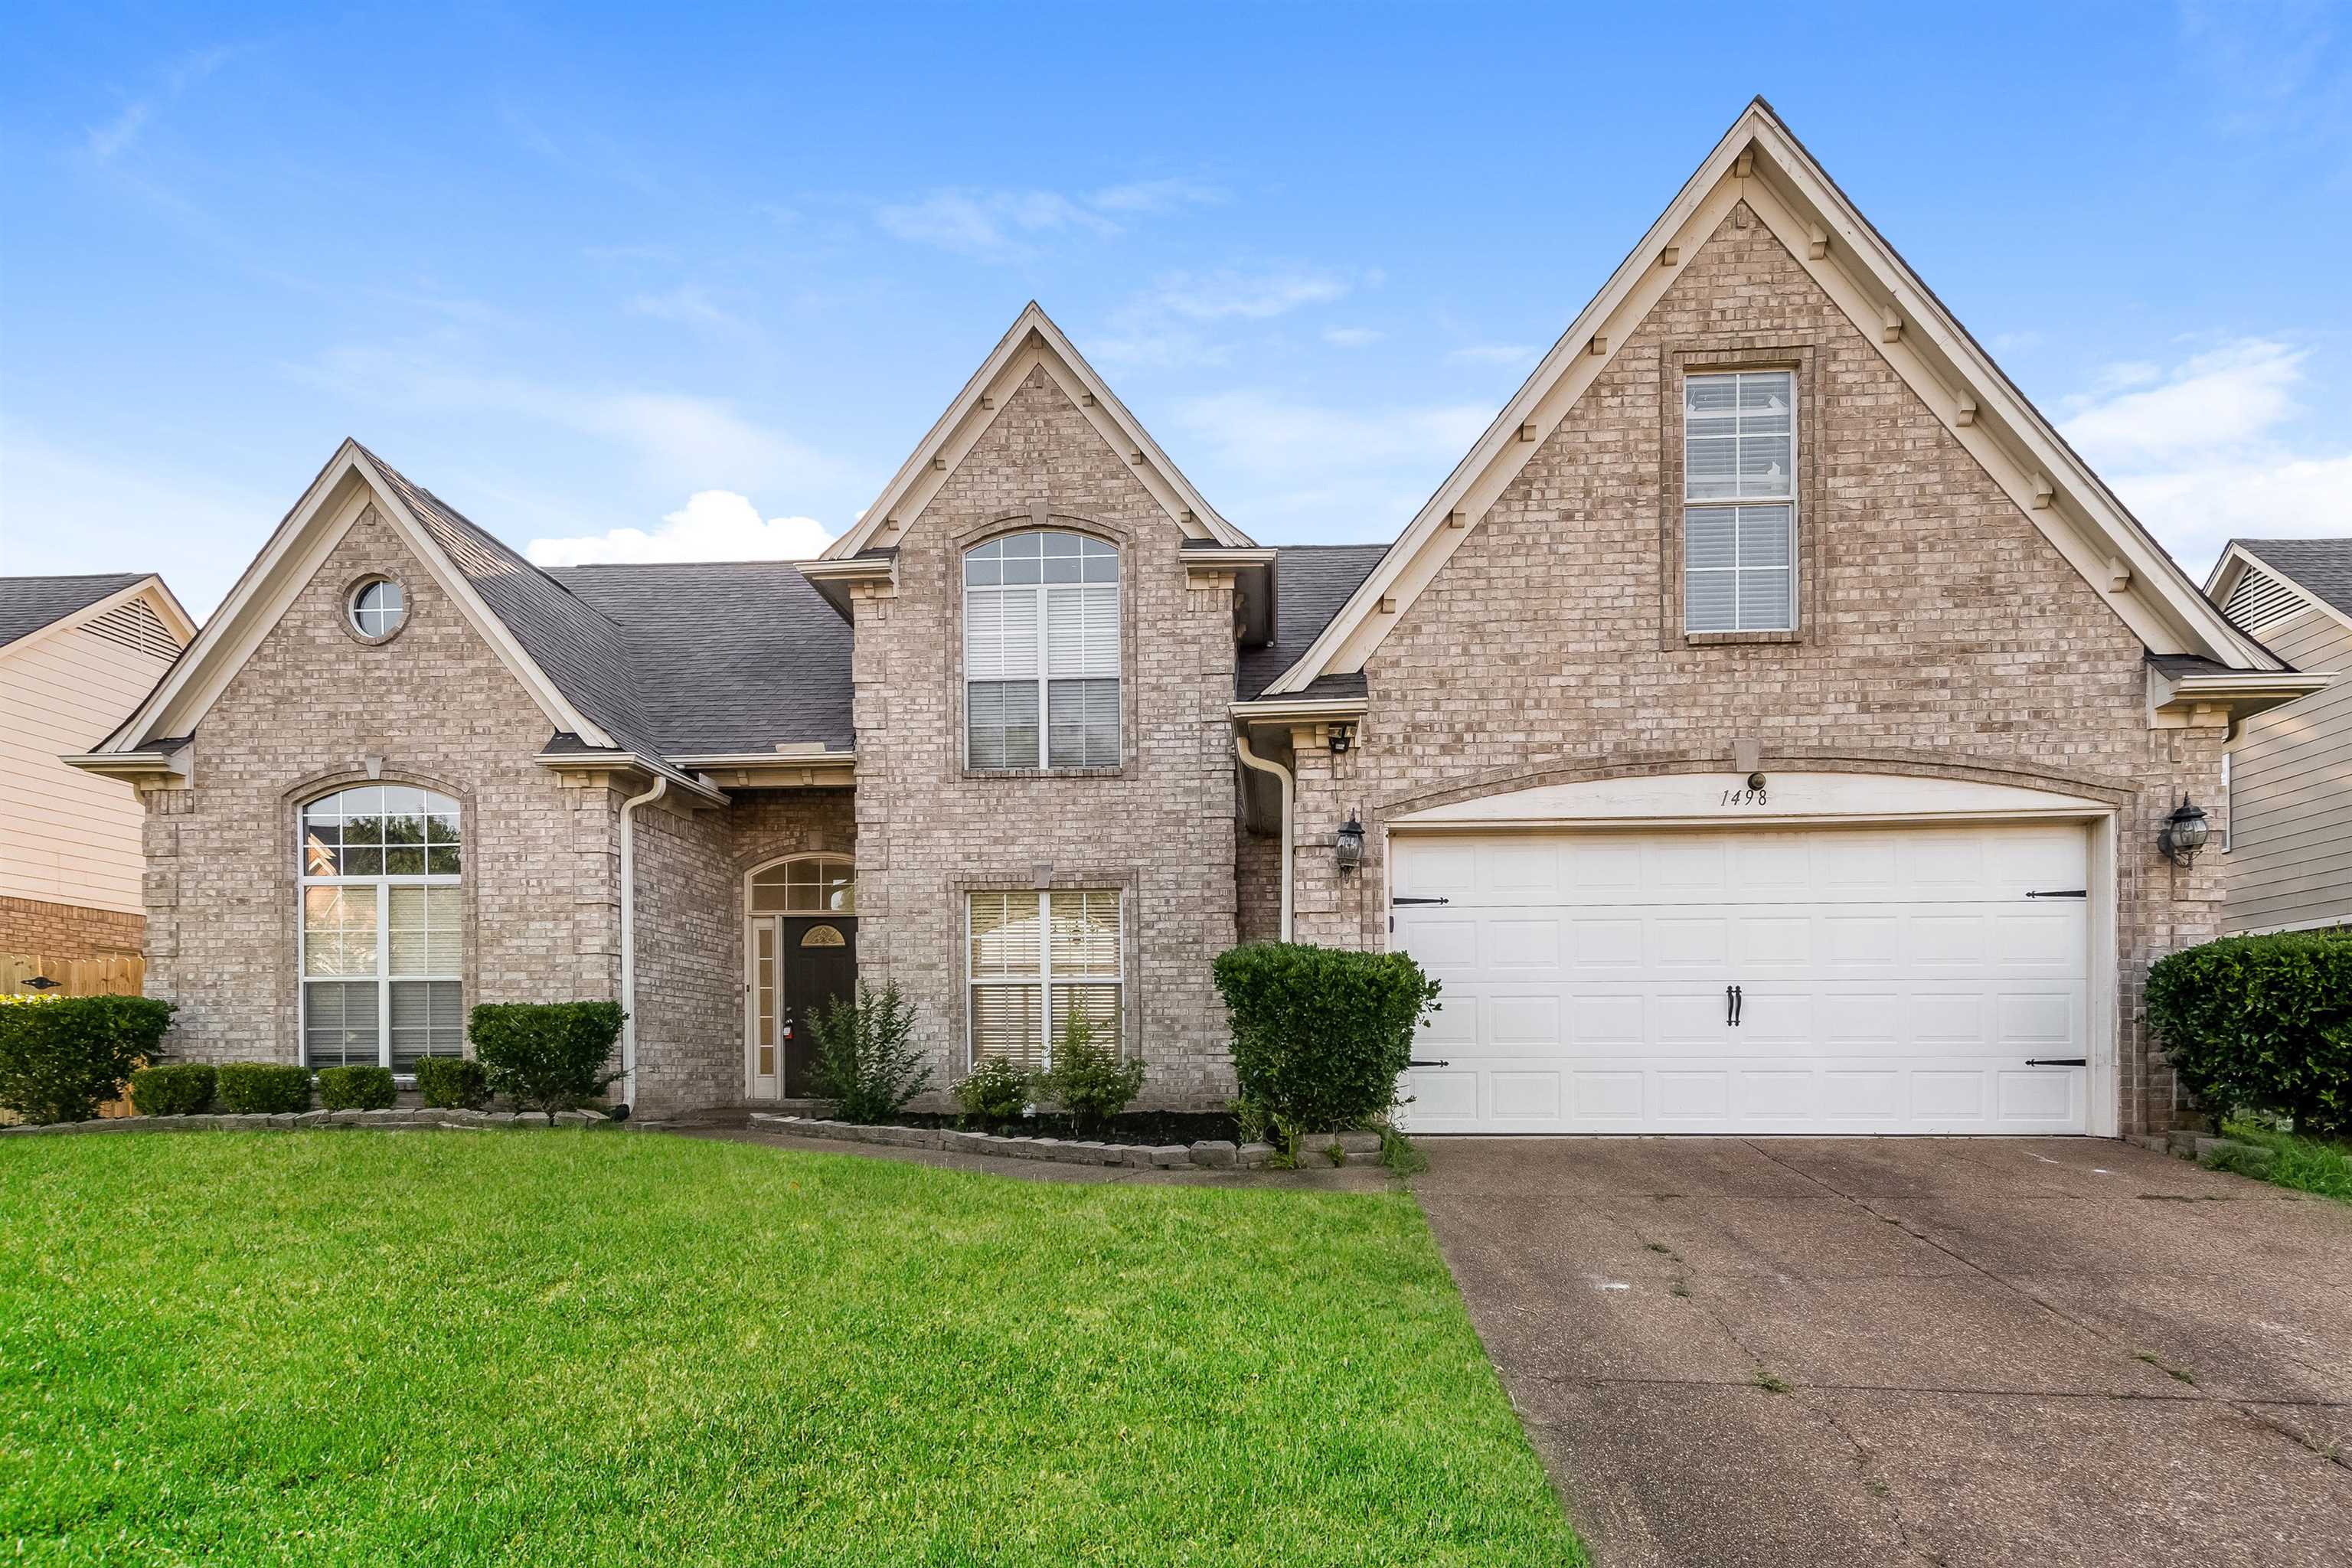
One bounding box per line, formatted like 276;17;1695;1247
0;1132;1582;1566
2215;1119;2352;1202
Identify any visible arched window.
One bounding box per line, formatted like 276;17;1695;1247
299;785;463;1073
963;531;1119;770
747;854;857;913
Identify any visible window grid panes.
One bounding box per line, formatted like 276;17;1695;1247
299;785;462;1072
967;889;1122;1071
748;855;857;913
351;579;406;638
965;532;1119;770
1684;371;1796;633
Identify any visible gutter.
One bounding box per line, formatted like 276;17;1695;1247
616;774;668;1109
1233;734;1294;942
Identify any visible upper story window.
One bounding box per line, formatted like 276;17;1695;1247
348;577;407;639
299;785;462;1073
964;531;1120;770
1683;371;1795;634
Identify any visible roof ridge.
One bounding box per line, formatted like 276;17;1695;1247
0;570;148;583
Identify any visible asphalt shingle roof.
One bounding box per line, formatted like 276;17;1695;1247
1237;545;1390;700
0;573;145;651
2230;539;2352;622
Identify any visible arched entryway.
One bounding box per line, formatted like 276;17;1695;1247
744;854;858;1099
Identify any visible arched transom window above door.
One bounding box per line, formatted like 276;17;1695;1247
964;531;1119;771
749;854;856;913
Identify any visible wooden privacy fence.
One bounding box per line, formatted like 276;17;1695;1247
3;952;145;998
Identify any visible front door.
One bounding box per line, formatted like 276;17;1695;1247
749;915;858;1098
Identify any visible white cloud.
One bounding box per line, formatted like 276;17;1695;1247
1324;326;1383;348
873;188;1117;260
1089;176;1223;214
1148;270;1348;322
526;490;835;568
1174;389;1489;478
626;285;742;330
1447;343;1537;367
84;44;236;163
2060;335;2352;575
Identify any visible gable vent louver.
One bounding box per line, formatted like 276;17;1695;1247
83;598;180;661
2224;567;2314;637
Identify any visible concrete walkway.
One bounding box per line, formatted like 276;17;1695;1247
1415;1136;2352;1567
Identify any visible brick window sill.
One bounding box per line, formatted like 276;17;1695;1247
961;766;1127;782
1684;630;1803;647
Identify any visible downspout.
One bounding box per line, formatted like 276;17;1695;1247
1233;733;1294;942
617;773;668;1109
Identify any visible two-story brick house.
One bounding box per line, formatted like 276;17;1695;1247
71;102;2318;1136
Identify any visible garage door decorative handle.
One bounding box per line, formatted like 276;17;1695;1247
1407;1059;1451;1068
2025;1057;2086;1067
1726;984;1743;1027
1392;896;1450;906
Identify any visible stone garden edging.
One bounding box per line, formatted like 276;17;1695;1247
750;1112;1385;1171
0;1107;619;1136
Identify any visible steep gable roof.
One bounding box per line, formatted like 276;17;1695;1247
1237;546;1389;701
1256;97;2282;696
820;302;1251;560
0;574;149;650
2209;539;2352;632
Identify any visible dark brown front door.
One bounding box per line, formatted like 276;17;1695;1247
778;917;857;1097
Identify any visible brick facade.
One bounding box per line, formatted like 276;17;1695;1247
1279;205;2224;1135
846;364;1240;1106
0;894;143;960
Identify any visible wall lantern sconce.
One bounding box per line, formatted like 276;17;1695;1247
1334;812;1366;874
2158;797;2210;867
1327;723;1356;755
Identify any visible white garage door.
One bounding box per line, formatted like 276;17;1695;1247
1393;822;2090;1135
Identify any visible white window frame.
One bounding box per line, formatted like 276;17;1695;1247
965;889;1124;1070
296;786;463;1074
1683;369;1797;634
963;531;1120;772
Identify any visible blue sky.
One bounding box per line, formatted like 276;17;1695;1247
5;2;2350;619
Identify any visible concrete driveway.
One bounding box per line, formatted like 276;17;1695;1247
1416;1137;2352;1567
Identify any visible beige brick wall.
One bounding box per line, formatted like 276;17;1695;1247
848;364;1240;1105
142;506;625;1068
1283;204;2224;1136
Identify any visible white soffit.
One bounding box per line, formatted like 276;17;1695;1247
1263;100;2279;694
1390;770;2115;828
822;302;1250;559
94;441;612;754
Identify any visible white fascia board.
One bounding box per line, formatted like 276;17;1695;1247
100;442;614;755
1266;101;2279;694
822;303;1249;560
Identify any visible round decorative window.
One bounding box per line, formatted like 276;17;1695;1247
349;578;407;639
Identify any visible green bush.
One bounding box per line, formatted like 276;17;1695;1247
414;1056;489;1110
129;1062;216;1116
0;993;177;1124
2147;930;2352;1135
1213;942;1442;1135
1037;1014;1145;1131
216;1062;314;1115
954;1056;1034;1123
317;1064;397;1111
469;1002;624;1113
809;982;931;1123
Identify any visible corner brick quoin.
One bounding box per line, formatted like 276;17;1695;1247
110;191;2238;1140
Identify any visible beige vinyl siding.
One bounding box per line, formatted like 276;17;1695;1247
2224;606;2352;933
0;616;178;915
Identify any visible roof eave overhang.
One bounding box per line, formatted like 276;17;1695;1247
1184;546;1279;647
795;555;895;620
2148;668;2332;731
534;750;731;805
1229;694;1370;727
667;750;857;789
61;749;190;786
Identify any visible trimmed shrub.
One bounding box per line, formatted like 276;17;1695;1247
2148;930;2352;1135
954;1056;1034;1123
469;1002;623;1113
129;1062;216;1116
318;1064;397;1111
809;982;931;1123
216;1062;314;1116
0;993;177;1124
1037;1014;1145;1132
414;1055;489;1110
1213;942;1442;1135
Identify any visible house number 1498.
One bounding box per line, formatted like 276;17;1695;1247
1720;788;1768;806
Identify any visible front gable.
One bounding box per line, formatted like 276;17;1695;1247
1265;99;2278;695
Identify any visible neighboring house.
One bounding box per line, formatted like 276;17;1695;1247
68;100;2323;1138
2;573;195;962
2206;540;2352;933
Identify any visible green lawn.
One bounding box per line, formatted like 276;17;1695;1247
0;1132;1581;1566
2216;1119;2352;1202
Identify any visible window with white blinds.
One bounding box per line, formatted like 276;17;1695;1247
1684;371;1796;633
299;786;464;1072
967;889;1123;1070
965;532;1120;769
